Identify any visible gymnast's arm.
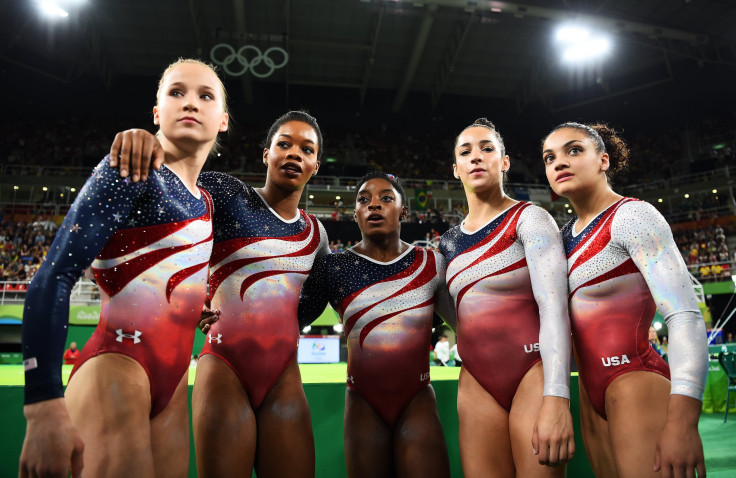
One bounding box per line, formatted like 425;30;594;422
431;251;457;332
519;205;574;465
19;158;143;478
614;201;707;476
297;253;331;331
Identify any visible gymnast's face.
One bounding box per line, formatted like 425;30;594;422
263;121;320;191
354;178;406;238
542;127;610;199
453;126;509;194
153;62;229;147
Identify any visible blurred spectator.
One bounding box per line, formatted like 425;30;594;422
433;335;450;366
63;342;80;365
649;327;664;357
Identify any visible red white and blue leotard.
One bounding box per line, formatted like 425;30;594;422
562;198;707;418
440;202;571;411
298;246;455;428
197;172;328;411
23;158;213;417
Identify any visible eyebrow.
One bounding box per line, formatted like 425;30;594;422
277;133;315;145
168;82;216;92
357;188;395;196
457;139;493;149
543;139;581;154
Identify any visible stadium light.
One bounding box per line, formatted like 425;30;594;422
653;321;663;331
333;324;343;333
42;187;48;191
13;186;19;190
335;196;341;200
555;25;611;63
567;209;573;213
302;325;311;333
657;198;663;203
684;194;690;198
39;1;69;18
70;188;76;192
712;189;718;194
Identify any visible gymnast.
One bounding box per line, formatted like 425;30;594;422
439;118;574;477
19;58;228;478
542;122;708;477
298;171;456;478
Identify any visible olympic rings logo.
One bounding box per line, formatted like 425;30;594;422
210;44;289;78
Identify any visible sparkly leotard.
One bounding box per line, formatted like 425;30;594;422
197;172;328;410
440;202;571;411
23;158;213;417
298;246;455;428
562;197;708;418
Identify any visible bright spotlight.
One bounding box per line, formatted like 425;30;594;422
657;198;663;203
39;1;69;18
333;324;344;333
556;26;590;43
302;325;311;333
562;38;610;62
555;24;611;63
653;321;663;331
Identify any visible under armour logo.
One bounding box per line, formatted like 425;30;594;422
208;333;222;344
115;329;142;344
347;375;354;384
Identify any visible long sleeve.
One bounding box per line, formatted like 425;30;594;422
613;201;708;400
518;205;572;399
297;253;331;330
431;251;457;332
22;157;145;404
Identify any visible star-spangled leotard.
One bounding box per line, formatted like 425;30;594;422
23;157;213;417
562;197;708;418
298;246;455;428
440;201;571;411
197;172;328;411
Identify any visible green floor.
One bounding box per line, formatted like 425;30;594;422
698;412;736;477
1;364;734;477
0;362;462;386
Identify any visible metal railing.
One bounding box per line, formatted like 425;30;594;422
0;279;100;306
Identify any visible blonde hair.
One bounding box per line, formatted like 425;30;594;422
155;58;230;154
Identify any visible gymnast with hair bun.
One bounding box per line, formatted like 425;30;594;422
440;118;574;478
299;171;456;478
542;121;708;477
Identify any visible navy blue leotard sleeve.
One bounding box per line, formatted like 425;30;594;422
297;253;331;330
22;157;146;404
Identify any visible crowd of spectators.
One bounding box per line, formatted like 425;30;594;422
3;113;734;187
674;223;733;281
0;212;58;283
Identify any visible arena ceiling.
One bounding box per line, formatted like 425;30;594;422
3;0;736;118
